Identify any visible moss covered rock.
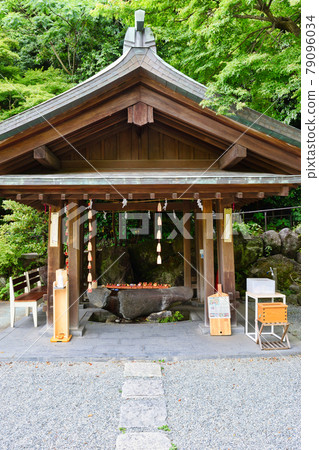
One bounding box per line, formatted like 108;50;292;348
262;230;281;255
97;246;134;285
234;232;263;270
249;254;301;303
279;228;300;259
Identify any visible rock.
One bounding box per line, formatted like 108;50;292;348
295;251;301;264
234;232;263;270
262;230;281;255
294;225;301;235
87;287;111;308
146;310;172;322
289;283;301;294
89;310;115;323
39;266;48;285
116;287;193;320
128;240;184;286
279;228;300;259
97;246;134;285
249;254;301;302
105;314;118;323
288;294;298;305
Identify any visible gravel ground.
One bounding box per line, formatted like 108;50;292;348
0;357;300;450
0;361;124;450
162;356;301;450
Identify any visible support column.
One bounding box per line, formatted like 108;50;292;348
195;211;204;301
183;211;192;288
79;219;85;294
91;214;97;281
68;201;81;330
203;200;214;327
47;203;63;325
216;200;237;325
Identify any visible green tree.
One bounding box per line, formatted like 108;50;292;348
93;0;301;125
0;200;48;276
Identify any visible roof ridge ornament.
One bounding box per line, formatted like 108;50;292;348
123;10;157;54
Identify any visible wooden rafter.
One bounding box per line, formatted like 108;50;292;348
219;144;247;170
33;145;61;170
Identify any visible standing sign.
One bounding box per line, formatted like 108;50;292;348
208;284;231;336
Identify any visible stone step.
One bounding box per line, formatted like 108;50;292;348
116;432;171;450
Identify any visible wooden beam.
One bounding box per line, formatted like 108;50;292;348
33;145;61;170
93;201;192;212
279;186;289;196
219;144;247;170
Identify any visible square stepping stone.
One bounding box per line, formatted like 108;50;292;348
116;432;171;450
122;378;164;398
119;399;167;428
124;362;162;377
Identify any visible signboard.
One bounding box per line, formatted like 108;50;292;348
208;295;230;319
50;212;59;247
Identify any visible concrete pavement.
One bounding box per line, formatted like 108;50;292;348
0;306;301;362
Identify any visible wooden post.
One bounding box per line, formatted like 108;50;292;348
216;200;237;325
68;201;81;330
195;212;204;301
203;200;214;327
91;214;97;281
183;210;192;287
47;203;63;325
79;217;85;294
195;214;201;299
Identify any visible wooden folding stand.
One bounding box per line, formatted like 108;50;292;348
256;303;290;350
51;269;72;343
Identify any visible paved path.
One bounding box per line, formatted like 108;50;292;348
116;362;171;449
0;301;25;332
0;308;301;362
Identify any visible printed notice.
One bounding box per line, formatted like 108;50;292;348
50;212;59;247
208;295;231;319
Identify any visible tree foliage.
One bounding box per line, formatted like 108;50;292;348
0;200;48;276
0;0;301;124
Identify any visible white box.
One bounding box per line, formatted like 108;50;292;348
246;278;275;294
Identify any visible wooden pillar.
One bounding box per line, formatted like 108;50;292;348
47;203;63;325
195;212;204;301
68;201;81;330
183;211;192;287
79;219;85;293
203;200;214;327
216;200;237;325
195;215;201;299
91;214;97;281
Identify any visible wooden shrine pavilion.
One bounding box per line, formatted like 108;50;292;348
0;10;301;330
